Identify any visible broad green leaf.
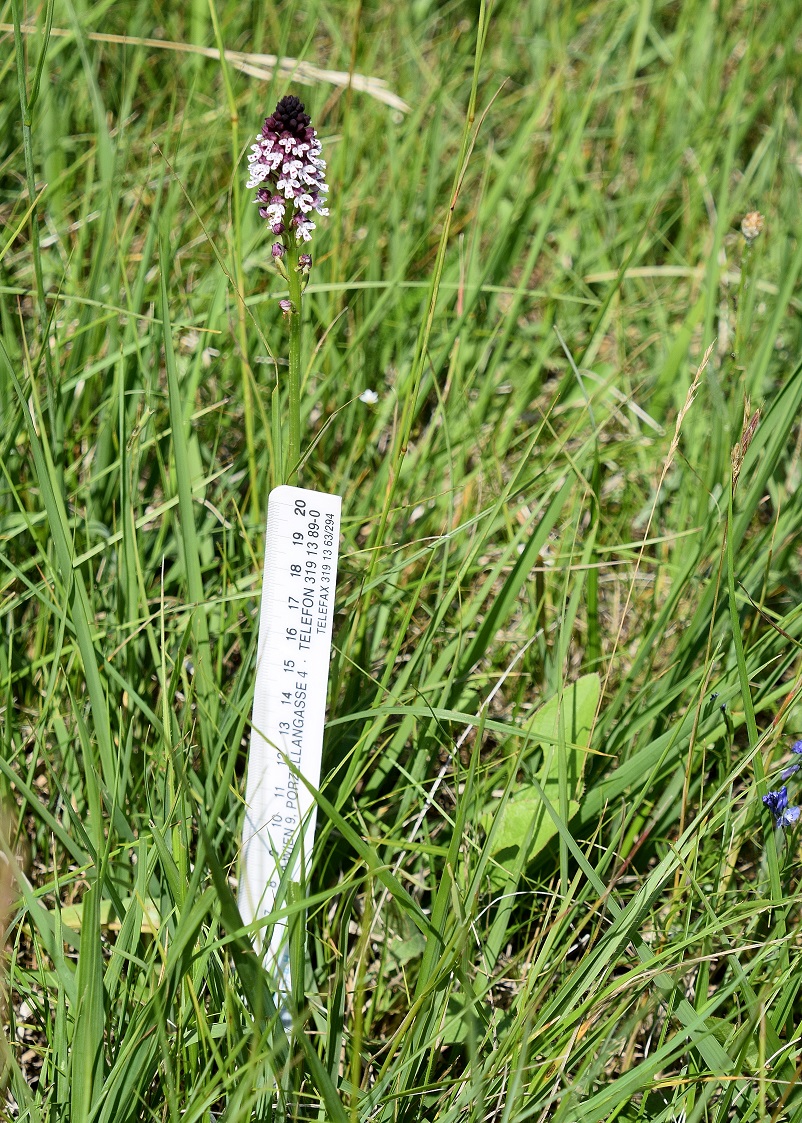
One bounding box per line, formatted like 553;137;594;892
486;673;600;871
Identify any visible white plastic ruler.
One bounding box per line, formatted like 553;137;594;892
239;485;341;990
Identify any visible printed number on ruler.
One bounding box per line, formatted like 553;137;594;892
239;485;341;930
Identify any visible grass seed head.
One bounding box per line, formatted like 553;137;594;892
741;210;765;243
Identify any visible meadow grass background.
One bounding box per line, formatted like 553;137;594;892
2;0;802;1119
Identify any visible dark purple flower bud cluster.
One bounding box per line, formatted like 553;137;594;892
246;95;329;247
763;739;802;828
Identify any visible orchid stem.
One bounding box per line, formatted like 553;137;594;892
286;256;303;484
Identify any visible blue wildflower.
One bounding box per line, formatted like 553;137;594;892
778;806;801;829
763;787;789;816
763;786;800;829
781;764;800;781
792;740;802;755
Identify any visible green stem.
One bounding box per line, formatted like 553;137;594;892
207;2;262;511
725;483;783;921
733;241;752;367
286;253;303;484
12;0;58;427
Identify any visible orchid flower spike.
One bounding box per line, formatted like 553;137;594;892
246;95;329;248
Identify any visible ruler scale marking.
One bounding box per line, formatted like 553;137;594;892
239;485;341;989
